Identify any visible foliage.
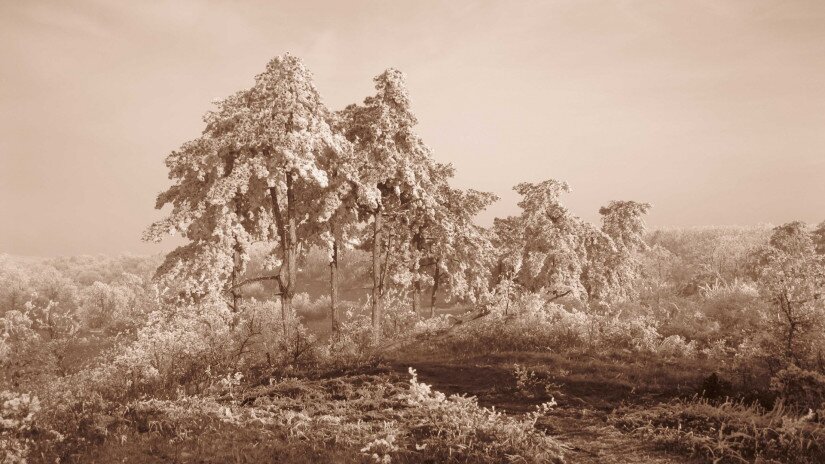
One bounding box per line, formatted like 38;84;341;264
494;180;651;306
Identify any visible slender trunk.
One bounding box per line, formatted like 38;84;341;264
372;207;383;344
779;292;797;365
411;229;423;315
505;272;511;316
412;280;421;315
269;171;298;335
230;243;242;313
430;260;440;318
329;233;339;333
283;171;297;327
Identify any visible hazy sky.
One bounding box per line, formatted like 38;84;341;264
1;0;824;256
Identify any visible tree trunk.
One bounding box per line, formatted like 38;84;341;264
412;279;421;315
430;260;440;318
780;291;800;366
230;243;243;313
269;171;298;335
283;171;297;326
329;233;339;333
505;272;511;316
411;229;423;314
372;207;383;344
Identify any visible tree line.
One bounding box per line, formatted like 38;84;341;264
145;54;653;343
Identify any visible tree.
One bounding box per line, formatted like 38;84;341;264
811;220;825;255
752;222;825;366
339;68;438;342
147;55;349;329
586;200;652;303
510;179;594;299
493;180;650;308
769;221;815;256
492;215;526;314
307;113;365;333
598;201;651;253
145;136;253;308
419;185;498;315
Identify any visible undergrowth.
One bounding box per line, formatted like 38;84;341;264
611;397;825;463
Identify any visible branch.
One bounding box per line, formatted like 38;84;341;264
229;275;284;292
545;290;572;305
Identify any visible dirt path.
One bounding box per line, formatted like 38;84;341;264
390;360;698;464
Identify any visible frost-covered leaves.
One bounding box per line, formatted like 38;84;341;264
339;68;437;212
813;220;825;255
599;201;651;253
431;188;499;301
338;69;498;303
146;54;352;300
749;222;825;365
499;180;651;306
587;200;652;303
510;180;594;297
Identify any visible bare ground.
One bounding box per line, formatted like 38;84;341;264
387;355;704;464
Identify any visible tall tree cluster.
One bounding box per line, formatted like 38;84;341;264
146;55;499;342
147;54;653;342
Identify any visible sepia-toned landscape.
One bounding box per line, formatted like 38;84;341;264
2;2;825;463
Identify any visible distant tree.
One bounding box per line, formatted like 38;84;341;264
493;181;650;308
812;220;825;255
79;281;131;329
751;222;825;366
586;200;652;303
0;261;31;315
769;221;815;256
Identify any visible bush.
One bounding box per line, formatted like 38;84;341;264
422;297;697;360
0;391;45;464
771;366;825;412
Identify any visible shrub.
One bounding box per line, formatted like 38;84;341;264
423;298;697;360
0;391;44;464
771;366;825;412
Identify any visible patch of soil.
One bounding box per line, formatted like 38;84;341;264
389;356;702;464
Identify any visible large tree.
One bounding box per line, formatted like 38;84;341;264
147;55;349;325
339;68;439;342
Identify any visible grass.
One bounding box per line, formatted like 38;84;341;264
54;366;565;464
611;398;825;464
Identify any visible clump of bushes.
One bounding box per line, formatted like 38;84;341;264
771;366;825;412
422;295;697;360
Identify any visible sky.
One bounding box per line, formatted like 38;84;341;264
1;0;824;256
